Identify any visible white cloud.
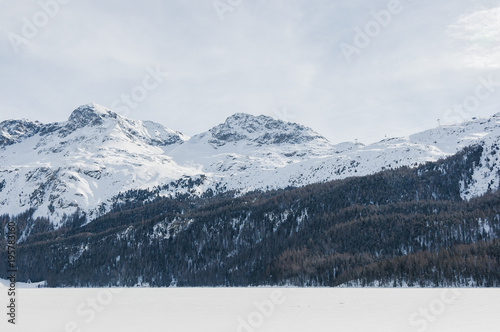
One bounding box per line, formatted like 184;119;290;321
448;6;500;69
1;0;500;144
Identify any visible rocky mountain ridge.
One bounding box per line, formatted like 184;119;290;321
0;103;499;226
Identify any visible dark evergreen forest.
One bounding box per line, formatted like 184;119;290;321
1;145;500;287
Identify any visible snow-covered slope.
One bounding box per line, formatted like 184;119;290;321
169;111;500;197
1;104;499;227
273;113;500;194
166;113;336;189
0;104;200;226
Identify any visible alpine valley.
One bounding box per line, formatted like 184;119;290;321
1;104;500;287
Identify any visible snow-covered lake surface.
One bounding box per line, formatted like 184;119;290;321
1;287;499;332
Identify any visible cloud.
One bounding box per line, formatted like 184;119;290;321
447;6;500;69
1;0;499;144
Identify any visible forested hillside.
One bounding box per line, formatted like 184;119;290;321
1;144;499;287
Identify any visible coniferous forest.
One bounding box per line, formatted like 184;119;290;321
1;144;500;287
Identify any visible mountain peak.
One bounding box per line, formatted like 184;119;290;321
68;103;118;128
226;112;254;120
204;112;329;146
0;118;43;147
224;112;286;128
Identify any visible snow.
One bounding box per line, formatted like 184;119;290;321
1;104;500;227
0;288;499;331
0;104;201;225
0;278;46;288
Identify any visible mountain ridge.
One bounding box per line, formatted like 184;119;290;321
0;103;499;227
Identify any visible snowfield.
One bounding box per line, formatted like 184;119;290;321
1;288;499;332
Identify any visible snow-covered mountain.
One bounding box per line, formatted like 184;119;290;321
1;103;500;227
0;104;198;226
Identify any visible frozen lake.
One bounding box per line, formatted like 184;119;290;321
1;287;499;332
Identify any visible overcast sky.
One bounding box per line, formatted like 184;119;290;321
1;0;500;144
